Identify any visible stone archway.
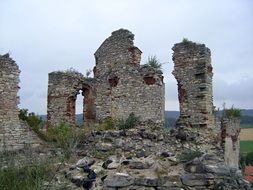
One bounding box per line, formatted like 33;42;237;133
65;84;96;127
47;71;96;127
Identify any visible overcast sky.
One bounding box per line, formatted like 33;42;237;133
0;0;253;114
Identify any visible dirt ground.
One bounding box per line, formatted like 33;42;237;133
240;128;253;141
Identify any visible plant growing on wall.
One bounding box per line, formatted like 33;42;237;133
182;38;190;43
146;56;163;73
19;109;43;130
222;104;241;119
117;112;140;130
176;149;203;162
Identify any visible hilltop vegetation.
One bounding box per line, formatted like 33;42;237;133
39;109;253;128
74;110;253;128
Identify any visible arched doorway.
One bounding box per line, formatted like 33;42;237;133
66;84;96;127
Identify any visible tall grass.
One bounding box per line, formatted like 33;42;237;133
146;56;163;73
177;149;203;162
117;112;140;130
0;161;50;190
0;150;54;190
222;105;241;119
0;120;87;189
47;122;86;159
96;113;140;131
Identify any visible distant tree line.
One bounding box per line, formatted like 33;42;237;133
41;110;253;128
241;115;253;125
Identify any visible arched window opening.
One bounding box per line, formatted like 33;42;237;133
75;90;84;127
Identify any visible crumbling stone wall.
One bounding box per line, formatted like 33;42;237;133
172;40;241;172
47;71;95;127
55;123;251;190
221;118;240;169
172;41;214;128
0;54;42;151
94;29;164;122
47;29;165;125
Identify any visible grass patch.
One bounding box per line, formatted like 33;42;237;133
117;113;140;130
240;141;253;153
96;117;116;131
91;149;114;160
146;55;163;73
182;38;191;44
96;113;140;131
0;161;51;190
221;105;241;119
47;122;86;159
177;149;203;162
0;150;57;190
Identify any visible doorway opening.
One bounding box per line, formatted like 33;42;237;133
75;90;83;127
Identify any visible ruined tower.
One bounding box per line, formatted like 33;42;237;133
172;41;214;128
94;29;165;123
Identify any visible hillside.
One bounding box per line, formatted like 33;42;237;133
241;109;253;116
39;109;253;128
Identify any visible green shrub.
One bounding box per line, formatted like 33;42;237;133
18;108;29;121
146;56;163;73
47;122;85;159
182;38;190;43
96;113;140;131
18;108;48;141
177;149;203;162
117;113;140;130
225;108;241;118
96;117;115;131
47;122;72;142
245;151;253;165
18;109;43;130
222;105;241;119
239;153;246;170
0;157;52;190
27;115;43;131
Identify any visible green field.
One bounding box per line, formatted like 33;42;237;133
240;141;253;153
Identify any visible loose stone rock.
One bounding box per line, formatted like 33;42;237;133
104;173;134;187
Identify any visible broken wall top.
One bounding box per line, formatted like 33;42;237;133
48;71;94;96
94;29;142;69
172;41;211;65
0;54;20;72
49;70;84;80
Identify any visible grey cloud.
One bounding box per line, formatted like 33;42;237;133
214;76;253;106
1;0;253;113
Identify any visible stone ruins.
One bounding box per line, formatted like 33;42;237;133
47;29;165;127
0;29;250;189
46;29;243;181
0;54;41;151
221;118;241;168
172;40;240;170
47;71;95;127
172;41;214;128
